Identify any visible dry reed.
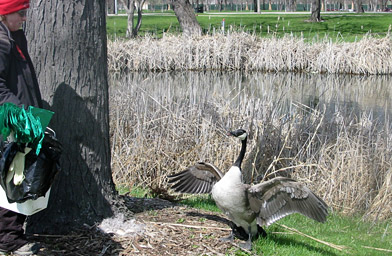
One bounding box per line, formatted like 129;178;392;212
107;33;392;75
109;72;392;221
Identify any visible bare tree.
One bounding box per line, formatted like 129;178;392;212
310;0;322;21
171;0;202;36
354;0;365;12
369;0;377;11
25;1;127;233
286;0;297;11
120;0;146;38
107;0;117;14
254;0;261;12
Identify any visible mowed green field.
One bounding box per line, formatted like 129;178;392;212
107;12;392;41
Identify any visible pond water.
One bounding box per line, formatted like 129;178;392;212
110;71;392;125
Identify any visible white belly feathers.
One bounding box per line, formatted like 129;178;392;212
211;166;256;232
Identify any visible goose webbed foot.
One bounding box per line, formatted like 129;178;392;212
239;240;252;250
239;226;253;250
219;231;234;242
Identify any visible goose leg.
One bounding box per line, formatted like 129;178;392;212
239;226;252;250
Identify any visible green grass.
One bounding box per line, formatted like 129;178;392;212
258;214;391;256
107;14;180;38
119;185;391;256
116;184;151;197
107;12;392;41
181;195;392;256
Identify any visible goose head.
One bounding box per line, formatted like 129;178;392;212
228;129;247;141
227;129;248;168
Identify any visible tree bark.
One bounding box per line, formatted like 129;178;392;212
310;0;321;22
171;0;202;36
24;1;121;234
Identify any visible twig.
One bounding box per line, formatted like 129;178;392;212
31;233;80;238
147;221;231;231
361;245;392;253
201;244;225;256
264;163;319;180
277;224;348;251
98;244;110;256
271;231;296;235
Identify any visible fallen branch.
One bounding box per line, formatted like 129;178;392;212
277;224;348;252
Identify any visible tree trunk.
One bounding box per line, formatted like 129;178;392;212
24;1;121;234
171;0;202;36
107;0;116;14
285;0;296;11
135;0;145;33
310;0;321;21
354;0;364;12
120;0;144;38
121;0;136;38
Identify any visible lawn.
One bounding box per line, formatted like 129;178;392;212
107;12;392;41
121;186;392;256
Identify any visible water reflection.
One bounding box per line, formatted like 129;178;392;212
110;71;392;123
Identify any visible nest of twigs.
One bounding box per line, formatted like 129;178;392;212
30;197;248;256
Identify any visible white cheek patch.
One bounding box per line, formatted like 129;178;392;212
238;133;247;140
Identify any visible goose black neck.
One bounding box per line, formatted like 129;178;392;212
233;137;247;168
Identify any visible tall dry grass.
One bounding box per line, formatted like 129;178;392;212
107;32;392;75
109;72;392;221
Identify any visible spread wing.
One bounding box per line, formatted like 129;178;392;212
167;162;223;194
247;176;328;226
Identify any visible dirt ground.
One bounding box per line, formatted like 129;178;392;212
30;197;253;256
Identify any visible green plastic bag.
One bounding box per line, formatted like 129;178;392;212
0;103;54;155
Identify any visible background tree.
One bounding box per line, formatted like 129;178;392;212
254;0;261;12
286;0;297;11
171;0;202;36
120;0;146;38
354;0;365;11
25;1;125;233
310;0;322;21
107;0;117;14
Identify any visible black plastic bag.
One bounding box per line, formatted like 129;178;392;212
0;129;62;203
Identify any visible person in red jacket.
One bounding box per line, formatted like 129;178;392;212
0;0;42;255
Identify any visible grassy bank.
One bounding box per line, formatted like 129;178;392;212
183;197;391;256
107;13;392;41
123;186;391;255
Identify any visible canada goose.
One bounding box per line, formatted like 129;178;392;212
167;129;328;250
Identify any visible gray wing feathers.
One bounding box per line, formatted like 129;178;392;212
167;162;223;194
248;177;328;226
